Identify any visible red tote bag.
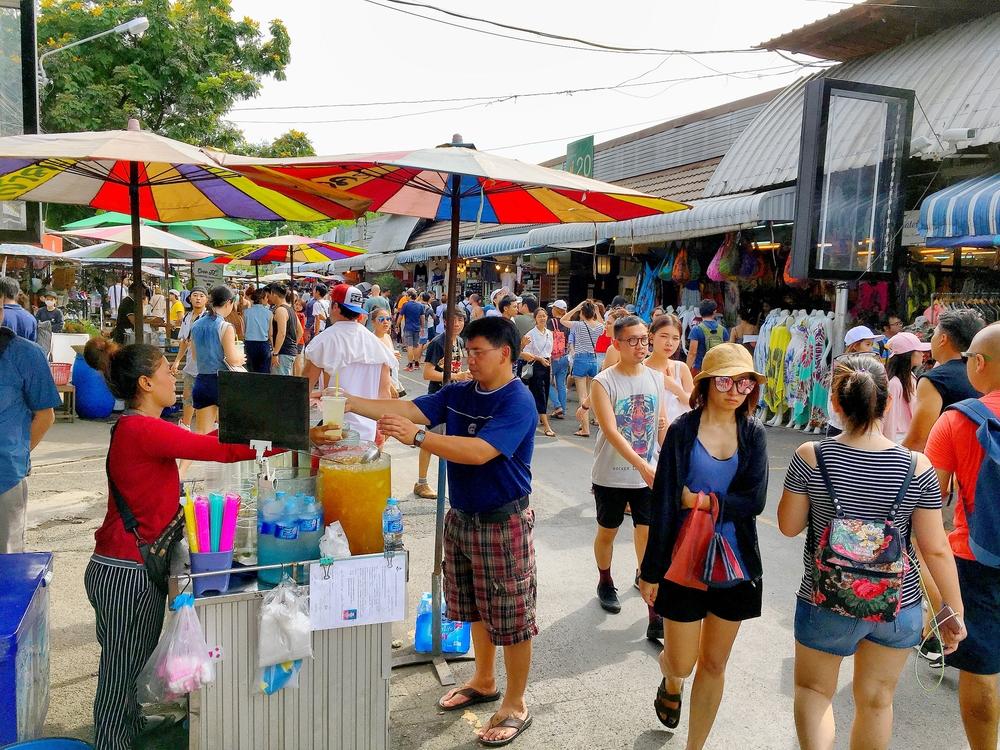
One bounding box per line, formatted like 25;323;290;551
664;493;719;592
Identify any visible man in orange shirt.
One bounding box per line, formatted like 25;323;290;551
925;323;1000;750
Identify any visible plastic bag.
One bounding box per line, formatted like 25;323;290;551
319;521;352;559
137;593;215;703
257;659;303;695
258;577;313;668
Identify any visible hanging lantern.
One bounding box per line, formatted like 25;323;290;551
596;254;612;275
546;257;560;275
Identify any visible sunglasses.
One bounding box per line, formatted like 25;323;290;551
714;376;756;395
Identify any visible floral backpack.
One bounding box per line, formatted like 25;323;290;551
811;445;915;622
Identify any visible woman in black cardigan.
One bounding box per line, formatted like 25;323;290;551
639;344;768;748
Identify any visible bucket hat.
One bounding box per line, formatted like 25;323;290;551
692;343;766;385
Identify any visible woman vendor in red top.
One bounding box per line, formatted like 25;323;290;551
83;338;268;750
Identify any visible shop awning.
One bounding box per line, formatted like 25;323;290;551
526;187;796;248
919;174;1000;244
396;233;533;264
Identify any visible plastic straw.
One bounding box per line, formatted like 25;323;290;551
218;494;240;553
194;497;211;554
209;493;224;553
182;495;200;554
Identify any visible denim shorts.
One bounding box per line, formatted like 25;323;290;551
192;373;219;410
571;352;598;378
402;329;420;348
794;598;922;656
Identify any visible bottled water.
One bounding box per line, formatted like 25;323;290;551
297;495;324;560
382;497;403;551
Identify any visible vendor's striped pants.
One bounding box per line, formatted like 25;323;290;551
84;557;166;750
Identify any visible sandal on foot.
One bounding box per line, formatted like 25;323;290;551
573;429;590;437
479;714;533;747
550;410;565;419
438;687;502;712
543;429;556;437
654;679;682;729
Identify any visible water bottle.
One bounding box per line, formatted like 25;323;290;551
382;497;403;551
259;498;282;537
297;495;324;559
275;498;301;542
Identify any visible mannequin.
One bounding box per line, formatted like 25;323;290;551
789;312;813;429
808;311;835;433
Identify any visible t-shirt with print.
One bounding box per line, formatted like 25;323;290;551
423;332;466;394
924;390;1000;561
783;441;941;608
413;378;537;513
591;366;665;488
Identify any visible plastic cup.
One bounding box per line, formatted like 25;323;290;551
322;394;347;429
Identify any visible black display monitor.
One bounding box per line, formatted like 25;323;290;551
218;371;310;451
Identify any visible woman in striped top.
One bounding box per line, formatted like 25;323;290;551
779;353;965;750
560;299;606;437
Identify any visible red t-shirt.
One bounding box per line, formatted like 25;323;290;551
595;332;612;354
923;390;1000;561
96;415;263;563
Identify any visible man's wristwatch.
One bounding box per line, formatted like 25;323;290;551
413;429;427;448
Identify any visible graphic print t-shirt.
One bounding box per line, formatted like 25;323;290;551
591;367;665;488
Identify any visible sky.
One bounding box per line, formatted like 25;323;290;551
226;0;853;165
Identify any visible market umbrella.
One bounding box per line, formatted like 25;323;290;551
217;136;690;673
0;119;370;309
219;234;366;278
0;242;78;278
61;211;255;242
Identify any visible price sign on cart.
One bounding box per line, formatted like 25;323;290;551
308;554;407;630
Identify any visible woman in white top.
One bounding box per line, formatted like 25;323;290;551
521;307;556;437
372;306;403;396
882;332;930;443
645;314;694;425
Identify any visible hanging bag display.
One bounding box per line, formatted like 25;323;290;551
665;491;718;591
137;593;216;703
657;245;677;281
706;237;730;282
811;445;914;622
671;247;691;284
718;234;741;279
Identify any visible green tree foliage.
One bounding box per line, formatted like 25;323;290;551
38;0;290;149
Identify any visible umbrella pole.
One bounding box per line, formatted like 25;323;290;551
255;263;259;286
189;261;195;291
128;161;144;322
163;249;172;349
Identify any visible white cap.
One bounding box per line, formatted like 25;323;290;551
550;299;568;310
844;325;879;347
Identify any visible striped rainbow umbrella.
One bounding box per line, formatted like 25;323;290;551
0;120;369;301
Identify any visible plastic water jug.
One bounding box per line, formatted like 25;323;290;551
414;592;471;654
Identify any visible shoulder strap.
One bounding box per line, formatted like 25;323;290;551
887;450;917;522
105;422;144;541
813;442;844;517
947;398;997;427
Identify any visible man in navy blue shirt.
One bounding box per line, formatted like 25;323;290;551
686;298;729;374
0;301;60;552
400;290;426;371
344;316;538;746
1;276;37;342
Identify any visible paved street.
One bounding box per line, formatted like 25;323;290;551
26;368;968;748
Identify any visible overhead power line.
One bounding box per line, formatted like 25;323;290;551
229;64;807;121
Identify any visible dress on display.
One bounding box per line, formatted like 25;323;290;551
790;317;814;426
764;323;791;415
754;312;777;405
808;318;831;431
784;319;807;415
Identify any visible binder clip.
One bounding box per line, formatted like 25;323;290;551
319;556;334;580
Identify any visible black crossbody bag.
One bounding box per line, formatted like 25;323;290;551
106;422;184;594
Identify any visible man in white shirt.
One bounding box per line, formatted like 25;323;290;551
107;278;127;318
312;283;330;337
304;284;396;442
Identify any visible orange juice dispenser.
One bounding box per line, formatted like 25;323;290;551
317;441;391;555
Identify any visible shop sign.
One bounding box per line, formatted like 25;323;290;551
901;210;924;246
193;264;224;288
566;136;594;178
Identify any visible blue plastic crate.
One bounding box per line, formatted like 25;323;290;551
0;553;54;745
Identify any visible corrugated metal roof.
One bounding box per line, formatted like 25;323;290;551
707;13;1000;197
365;215;421;253
615;158;721;202
398;233;534;264
758;0;991;62
526;187;796;248
406;220;535;249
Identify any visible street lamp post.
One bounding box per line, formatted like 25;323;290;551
37;16;150;86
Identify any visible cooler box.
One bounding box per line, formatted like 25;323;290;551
0;552;54;744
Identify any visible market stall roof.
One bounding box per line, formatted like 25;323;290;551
527;187;796;248
756;0;990;62
57;224;228;259
918;173;1000;244
0;243;77;260
707;14;1000;198
396;233;533;265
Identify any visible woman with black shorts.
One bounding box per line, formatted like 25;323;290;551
189;286;245;433
639;343;768;748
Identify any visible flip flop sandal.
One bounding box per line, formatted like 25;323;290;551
550;410;565;419
437;687;502;712
479;714;533;747
543;430;556;437
654;679;682;729
573;430;591;437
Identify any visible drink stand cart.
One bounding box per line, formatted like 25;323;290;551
170;372;406;750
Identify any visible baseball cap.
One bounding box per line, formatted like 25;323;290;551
330;283;365;314
844;325;880;347
550;299;568;310
887;331;931;355
168;289;180;298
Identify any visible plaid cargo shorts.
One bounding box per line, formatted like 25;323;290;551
443;506;537;647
